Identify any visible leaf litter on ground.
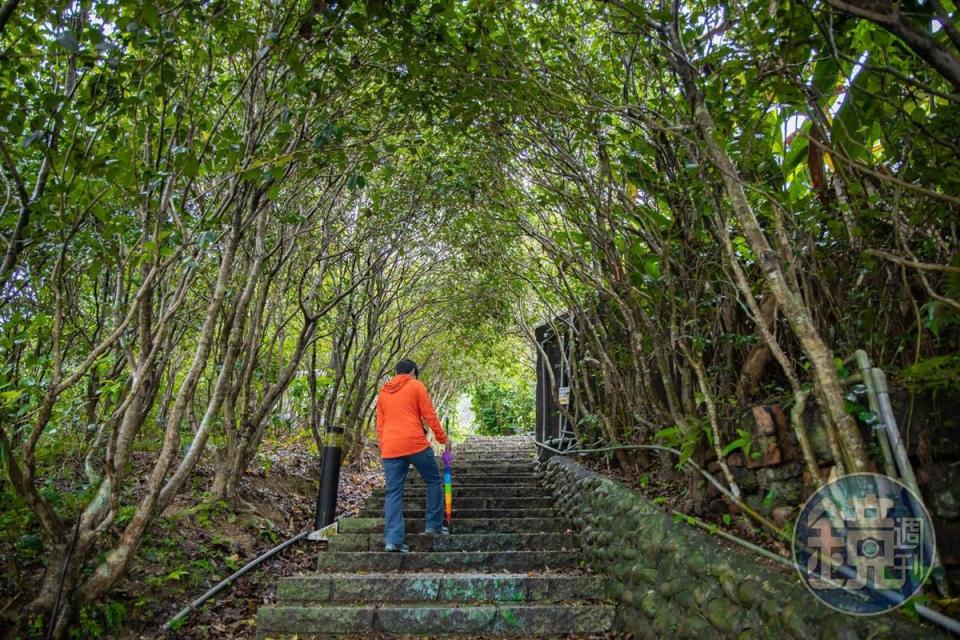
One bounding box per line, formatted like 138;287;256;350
117;431;385;640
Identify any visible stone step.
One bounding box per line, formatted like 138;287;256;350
408;475;540;486
276;572;606;604
315;550;580;573
257;602;617;637
453;452;534;457
364;496;554;510
439;463;536;470
452;442;532;446
255;438;608;639
452;454;534;458
358;507;556;519
456;449;533;453
372;485;551;498
441;456;536;469
453;447;532;452
398;465;539;481
422;476;539;486
446;453;535;459
429;464;536;474
328;532;577;552
409;471;540;481
451;448;533;453
337;517;564;534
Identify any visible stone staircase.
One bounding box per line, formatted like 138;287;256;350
256;435;619;637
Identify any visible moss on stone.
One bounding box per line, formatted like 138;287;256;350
675;614;714;639
543;456;943;640
639;589;662;619
736;578;765;607
705;596;741;633
780;602;812;638
758;598;781;623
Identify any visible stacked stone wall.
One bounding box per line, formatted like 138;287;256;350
542;455;943;640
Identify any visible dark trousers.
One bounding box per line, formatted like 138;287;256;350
381;446;443;545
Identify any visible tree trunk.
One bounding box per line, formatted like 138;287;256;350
735;295;777;402
664;21;871;473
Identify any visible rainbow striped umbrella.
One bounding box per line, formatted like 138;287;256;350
442;448;453;525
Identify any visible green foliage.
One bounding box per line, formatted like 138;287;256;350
844;387;881;427
653;423;708;467
899;355;960;392
761;488;778;510
146;567;190;589
258;522;280;545
721;428;756;461
1;0;959;632
68;601;126;639
470;381;535;436
179;499;232;528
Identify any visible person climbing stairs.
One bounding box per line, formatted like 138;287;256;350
255;435;620;637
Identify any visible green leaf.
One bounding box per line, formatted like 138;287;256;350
811;57;840;104
643;255;660;278
721;436;749;457
141;4;161;29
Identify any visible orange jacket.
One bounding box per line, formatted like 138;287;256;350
375;374;448;459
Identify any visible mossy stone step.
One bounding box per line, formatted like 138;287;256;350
406;476;543;489
276;572;606;604
372;485;551;499
256;602;618;637
328;532;578;552
256;439;610;639
406;476;542;488
364;496;554;510
448;453;534;458
337;517;564;534
437;461;535;468
357;507;556;519
428;464;536;473
442;449;531;454
453;451;536;464
315;550;580;572
453;453;534;458
407;475;540;486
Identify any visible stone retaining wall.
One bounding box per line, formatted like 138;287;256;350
542;456;943;639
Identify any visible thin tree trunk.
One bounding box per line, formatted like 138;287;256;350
735;295;777;402
664;21;870;473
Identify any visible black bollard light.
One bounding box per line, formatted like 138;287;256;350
315;425;344;528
